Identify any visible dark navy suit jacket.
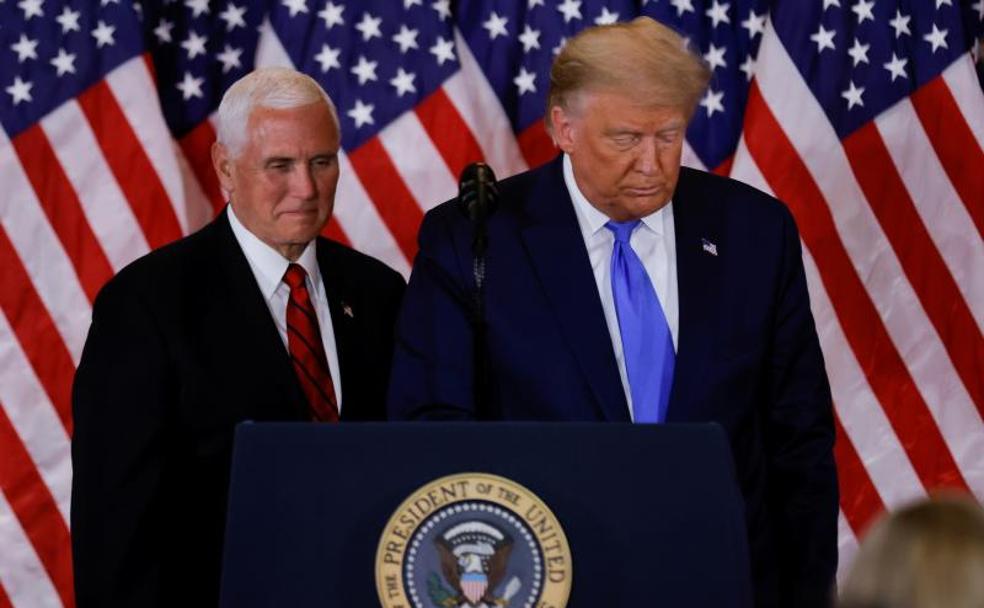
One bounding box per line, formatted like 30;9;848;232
71;210;405;607
388;156;838;607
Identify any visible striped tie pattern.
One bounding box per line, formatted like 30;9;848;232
283;264;339;423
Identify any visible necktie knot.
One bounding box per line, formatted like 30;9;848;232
283;263;307;289
605;219;641;244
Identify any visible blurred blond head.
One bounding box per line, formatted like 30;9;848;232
839;494;984;608
545;16;710;134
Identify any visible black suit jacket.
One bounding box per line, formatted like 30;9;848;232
388;156;838;607
71;210;405;607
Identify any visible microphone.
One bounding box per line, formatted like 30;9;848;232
456;162;498;419
457;162;499;223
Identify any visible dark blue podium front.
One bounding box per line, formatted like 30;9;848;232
219;422;752;607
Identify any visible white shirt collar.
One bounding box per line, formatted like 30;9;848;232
227;204;321;302
562;153;672;237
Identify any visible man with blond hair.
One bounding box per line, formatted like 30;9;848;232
388;17;837;606
71;68;404;606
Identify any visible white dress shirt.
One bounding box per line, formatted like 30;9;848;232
563;154;679;420
227;206;343;411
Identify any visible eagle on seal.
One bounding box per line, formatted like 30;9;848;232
434;521;514;607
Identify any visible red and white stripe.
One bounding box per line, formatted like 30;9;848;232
1;16;982;604
731;18;984;580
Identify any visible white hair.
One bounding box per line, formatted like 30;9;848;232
215;67;340;157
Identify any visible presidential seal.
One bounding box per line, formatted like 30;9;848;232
376;473;572;608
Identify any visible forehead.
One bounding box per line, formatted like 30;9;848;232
245;102;340;150
574;90;688;131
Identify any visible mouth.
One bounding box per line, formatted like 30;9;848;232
278;208;320;217
623;186;663;196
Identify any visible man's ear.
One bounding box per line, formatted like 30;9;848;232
550;105;576;154
211;142;234;194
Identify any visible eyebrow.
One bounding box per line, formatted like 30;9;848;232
263;152;336;165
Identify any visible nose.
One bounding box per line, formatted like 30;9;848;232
289;165;317;200
635;137;659;175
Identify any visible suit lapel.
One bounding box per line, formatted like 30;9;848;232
518;158;629;422
669;168;726;421
209;209;310;420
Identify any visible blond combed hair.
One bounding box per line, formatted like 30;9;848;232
545;16;710;132
839;494;984;608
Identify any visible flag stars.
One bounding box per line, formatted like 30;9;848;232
705;1;730;28
429;35;455;65
847;38;869;66
282;0;308;17
482;11;508;40
822;0;840;9
741;9;766;39
5;76;33;105
519;25;541;52
528;0;544;8
313;44;340;72
318;1;344;29
350;55;378;85
810;24;836;53
513;67;536;95
935;0;952;8
91;20;116;48
923;24;948;53
972;0;984;20
389;67;416;96
883;52;908;82
50;48;76;76
176;71;204;100
392;25;419;53
17;0;43;20
10;34;39;63
216;44;242;73
185;0;209;18
889;9;911;38
181;31;208;59
594;7;619;25
699;88;724;117
404;0;421;8
154;18;174;43
841;80;864;109
219;3;247;31
347;99;374;128
431;0;450;21
670;0;694;16
703;43;727;71
55;6;81;33
557;0;582;22
553;36;567;56
851;0;874;24
355;12;382;42
739;55;755;81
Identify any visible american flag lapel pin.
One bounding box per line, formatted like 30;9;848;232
701;238;718;257
342;303;354;318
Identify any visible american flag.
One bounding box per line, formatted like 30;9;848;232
0;0;982;603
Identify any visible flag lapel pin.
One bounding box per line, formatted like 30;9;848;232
701;238;718;256
342;303;354;318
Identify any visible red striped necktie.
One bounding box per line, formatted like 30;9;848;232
282;263;339;422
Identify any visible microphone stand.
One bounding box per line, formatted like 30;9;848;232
472;204;490;419
458;163;496;419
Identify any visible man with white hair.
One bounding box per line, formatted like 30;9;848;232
71;67;404;606
389;17;837;607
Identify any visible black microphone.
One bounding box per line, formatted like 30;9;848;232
457;162;499;223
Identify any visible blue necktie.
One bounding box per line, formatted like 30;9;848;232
605;220;675;423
